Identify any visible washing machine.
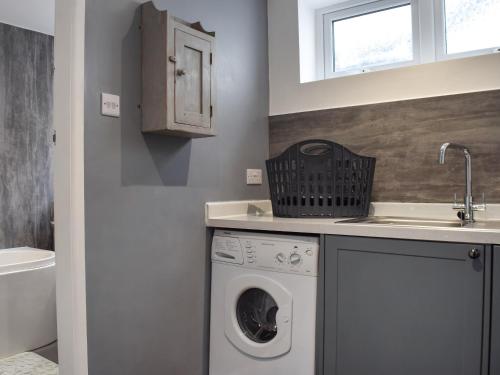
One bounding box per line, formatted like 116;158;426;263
209;230;319;375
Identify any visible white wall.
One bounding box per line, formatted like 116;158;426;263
53;0;88;373
268;0;500;115
0;0;55;35
298;0;316;83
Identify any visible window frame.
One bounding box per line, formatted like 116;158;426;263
434;0;500;61
315;0;500;80
320;0;420;79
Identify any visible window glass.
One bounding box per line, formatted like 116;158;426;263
333;5;413;72
236;288;279;343
445;0;500;54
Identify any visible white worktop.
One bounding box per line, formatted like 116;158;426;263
205;200;500;244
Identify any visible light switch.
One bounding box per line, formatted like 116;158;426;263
101;93;120;117
247;169;263;185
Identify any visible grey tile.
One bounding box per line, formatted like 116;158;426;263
0;352;58;375
0;23;54;249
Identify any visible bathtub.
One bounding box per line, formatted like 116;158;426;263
0;248;57;360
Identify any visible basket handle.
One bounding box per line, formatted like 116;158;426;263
300;141;332;156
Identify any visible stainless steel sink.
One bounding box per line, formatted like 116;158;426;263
337;217;467;228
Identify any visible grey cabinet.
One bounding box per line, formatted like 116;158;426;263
492;246;500;375
321;236;487;375
141;2;216;137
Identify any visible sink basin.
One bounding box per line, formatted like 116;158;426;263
338;217;467;228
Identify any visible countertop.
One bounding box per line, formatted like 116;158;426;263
205;200;500;244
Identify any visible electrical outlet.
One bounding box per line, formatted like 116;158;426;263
246;169;263;185
101;93;120;117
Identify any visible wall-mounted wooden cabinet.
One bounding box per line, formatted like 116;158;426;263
141;2;216;137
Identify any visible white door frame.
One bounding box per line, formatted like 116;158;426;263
53;0;88;374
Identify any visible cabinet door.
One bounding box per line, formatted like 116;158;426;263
174;27;212;129
323;236;485;375
492;246;500;375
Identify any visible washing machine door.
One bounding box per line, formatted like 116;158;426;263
225;275;293;359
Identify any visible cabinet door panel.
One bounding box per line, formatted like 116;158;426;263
324;236;484;375
174;28;212;128
492;246;500;375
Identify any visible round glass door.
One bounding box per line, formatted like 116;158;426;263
236;288;279;343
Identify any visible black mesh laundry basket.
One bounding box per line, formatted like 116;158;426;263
266;140;376;218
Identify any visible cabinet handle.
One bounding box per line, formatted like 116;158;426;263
468;248;480;259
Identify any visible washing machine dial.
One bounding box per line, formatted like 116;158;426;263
275;252;286;264
289;252;302;266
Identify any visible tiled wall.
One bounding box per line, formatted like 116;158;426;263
269;90;500;203
0;23;54;249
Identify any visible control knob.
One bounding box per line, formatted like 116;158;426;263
289;252;302;266
275;253;286;264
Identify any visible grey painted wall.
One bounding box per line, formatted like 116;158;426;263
84;1;269;374
0;23;54;250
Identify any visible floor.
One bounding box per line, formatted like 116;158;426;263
0;352;58;375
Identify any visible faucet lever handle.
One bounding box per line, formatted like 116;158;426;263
473;193;486;212
452;193;465;210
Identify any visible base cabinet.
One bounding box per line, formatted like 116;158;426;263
321;236;487;375
492;246;500;375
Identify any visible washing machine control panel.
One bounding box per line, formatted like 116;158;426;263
212;230;319;276
212;235;244;264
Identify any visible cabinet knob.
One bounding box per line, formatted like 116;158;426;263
468;248;480;259
169;56;177;63
177;69;187;76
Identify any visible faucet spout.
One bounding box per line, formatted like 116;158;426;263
438;143;474;223
438;142;470;165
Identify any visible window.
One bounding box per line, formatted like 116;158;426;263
323;0;417;77
236;288;279;343
315;0;500;79
443;0;500;55
332;5;413;72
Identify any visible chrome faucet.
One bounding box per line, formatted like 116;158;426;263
438;143;485;223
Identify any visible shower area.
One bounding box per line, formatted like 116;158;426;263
0;7;58;374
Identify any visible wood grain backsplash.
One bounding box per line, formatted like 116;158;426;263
269;90;500;203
